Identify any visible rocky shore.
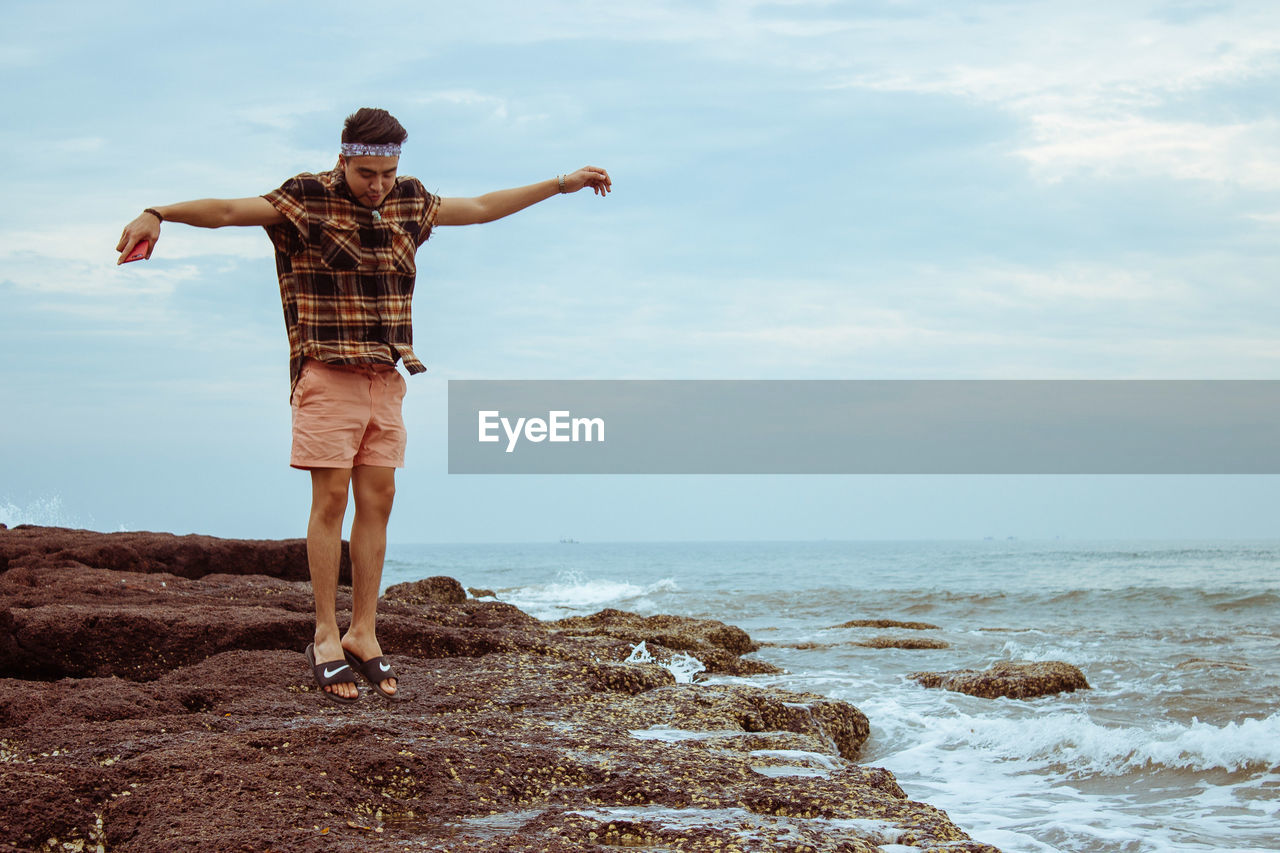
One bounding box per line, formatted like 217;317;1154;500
0;525;1004;852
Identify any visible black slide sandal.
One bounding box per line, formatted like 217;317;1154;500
343;649;408;701
305;643;360;705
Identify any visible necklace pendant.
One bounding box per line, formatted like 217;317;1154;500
371;209;382;222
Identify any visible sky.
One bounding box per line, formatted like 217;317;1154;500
2;0;1278;542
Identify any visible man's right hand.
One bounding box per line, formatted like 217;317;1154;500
116;210;162;264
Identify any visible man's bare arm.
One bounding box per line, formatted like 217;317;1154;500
116;197;285;264
436;166;611;227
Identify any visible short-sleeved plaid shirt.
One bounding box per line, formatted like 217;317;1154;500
262;168;441;393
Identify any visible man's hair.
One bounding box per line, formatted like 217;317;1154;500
342;108;408;146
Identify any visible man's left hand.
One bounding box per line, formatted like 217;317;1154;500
564;166;612;196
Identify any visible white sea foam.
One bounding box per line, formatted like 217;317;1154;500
568;806;910;847
665;652;707;683
624;641;706;684
857;685;1280;777
749;748;840;778
624;640;654;664
813;683;1280;851
995;636;1110;667
628;726;746;742
499;570;679;619
943;710;1280;776
748;749;841;769
0;495;78;528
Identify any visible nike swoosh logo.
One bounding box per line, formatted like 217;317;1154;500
323;665;349;678
379;662;392;673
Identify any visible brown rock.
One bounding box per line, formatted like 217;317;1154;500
910;660;1090;699
0;524;351;583
549;608;779;676
832;618;940;630
467;586;497;598
857;636;951;650
553;609;758;653
740;690;871;760
763;641;836;650
584;661;675;694
1174;658;1253;672
0;562;545;680
0;526;1000;852
0;765;109;851
385;574;467;605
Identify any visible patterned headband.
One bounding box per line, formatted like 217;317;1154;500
340;142;401;157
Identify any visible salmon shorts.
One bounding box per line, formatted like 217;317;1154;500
290;358;408;469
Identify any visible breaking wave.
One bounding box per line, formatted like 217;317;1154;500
498;570;680;619
905;707;1280;776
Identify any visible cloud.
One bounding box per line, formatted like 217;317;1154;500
0;223;246;331
0;253;194;304
0;225;270;282
1016;115;1280;188
411;88;561;129
824;3;1280;97
456;251;1280;378
236;99;335;132
816;2;1280;186
1245;211;1280;230
0;43;39;66
52;136;107;154
416;89;512;121
409;2;1280;193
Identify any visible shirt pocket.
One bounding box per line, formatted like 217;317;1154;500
387;222;417;275
320;223;362;270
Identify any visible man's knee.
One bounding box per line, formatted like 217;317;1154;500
353;469;396;517
357;480;396;514
310;477;350;526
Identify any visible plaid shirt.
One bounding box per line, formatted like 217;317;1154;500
262;168;441;392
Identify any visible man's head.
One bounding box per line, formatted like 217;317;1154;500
338;108;408;208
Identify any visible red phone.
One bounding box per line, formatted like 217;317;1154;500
122;240;149;263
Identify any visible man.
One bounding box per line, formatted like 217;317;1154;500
115;108;611;703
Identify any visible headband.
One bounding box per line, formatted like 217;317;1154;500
340;142;402;157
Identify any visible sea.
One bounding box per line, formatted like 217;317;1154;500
381;539;1280;853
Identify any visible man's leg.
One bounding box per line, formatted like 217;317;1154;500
341;464;397;695
308;466;357;700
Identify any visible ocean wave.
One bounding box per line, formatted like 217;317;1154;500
923;709;1280;776
699;586;1280;630
1210;592;1280;611
499;570;680;619
851;694;1280;853
993;637;1105;666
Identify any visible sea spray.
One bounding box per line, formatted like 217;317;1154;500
500;571;680;620
0;495;77;528
846;687;1280;778
625;641;706;684
665;652;707;683
624;640;655;664
566;807;908;849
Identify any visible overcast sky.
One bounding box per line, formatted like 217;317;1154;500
2;1;1278;542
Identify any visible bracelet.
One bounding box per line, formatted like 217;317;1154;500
558;175;566;194
143;207;164;222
